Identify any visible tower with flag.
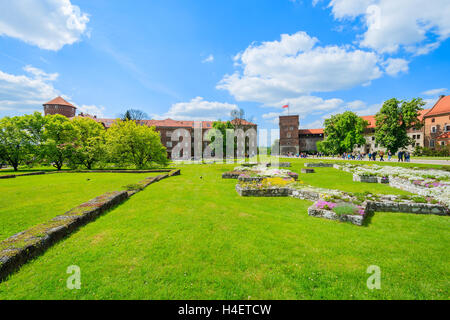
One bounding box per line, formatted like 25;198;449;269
282;103;289;115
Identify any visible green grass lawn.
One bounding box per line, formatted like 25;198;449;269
0;159;448;299
0;172;161;241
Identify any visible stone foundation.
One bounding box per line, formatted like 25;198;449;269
353;174;378;183
235;184;292;197
301;169;315;174
308;207;365;226
304;163;335;168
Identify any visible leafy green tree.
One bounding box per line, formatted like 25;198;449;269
318;111;368;154
0;116;34;171
374;98;425;153
71;117;106;169
206;120;234;157
42;115;79;170
105;120;168;168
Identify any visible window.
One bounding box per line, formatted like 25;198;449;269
372;137;375;141
432;118;435;123
416;143;420;147
287;133;291;138
431;126;437;133
166;131;172;137
430;140;435;147
412;135;416;139
441;141;445;146
446;125;450;132
167;141;172;147
417;135;420;139
290;126;294;131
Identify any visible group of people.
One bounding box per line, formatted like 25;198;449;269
283;150;412;162
339;150;412;162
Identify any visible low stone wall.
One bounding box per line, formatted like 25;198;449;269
352;174;389;184
0;171;47;179
0;168;181;282
301;169;315;174
0;191;128;282
0;175;16;179
279;162;291;167
304;163;335;168
366;200;448;216
290;188;320;201
222;171;242;179
389;177;426;195
353;174;378;183
238;176;264;183
235;184;292;197
308;207;365;226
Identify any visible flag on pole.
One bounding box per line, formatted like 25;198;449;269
282;104;289;109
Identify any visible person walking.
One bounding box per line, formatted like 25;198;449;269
379;150;384;161
372;151;377;161
368;151;372;161
398;151;403;162
405;151;410;162
388;150;392;161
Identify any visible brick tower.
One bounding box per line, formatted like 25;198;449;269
43;96;77;117
279;115;299;155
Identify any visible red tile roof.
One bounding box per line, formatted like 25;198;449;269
43;96;76;108
360;109;430;128
298;129;323;135
82;117;256;129
424;95;450;117
436;132;450;140
361;115;376;128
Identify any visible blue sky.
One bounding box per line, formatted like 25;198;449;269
0;0;449;136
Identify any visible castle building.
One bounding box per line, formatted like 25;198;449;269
43;96;77;118
423;95;450;149
43;97;257;158
279;95;450;154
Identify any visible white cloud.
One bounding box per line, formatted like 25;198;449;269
153;97;239;121
261;95;377;126
422;88;447;96
217;31;383;105
383;58;409;76
0;0;89;50
78;105;105;118
303;119;324;129
324;0;450;54
202;54;214;63
0;66;59;113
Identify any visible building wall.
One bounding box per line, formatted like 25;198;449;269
44;104;76;117
299;135;323;152
424;113;450;148
279;115;299;154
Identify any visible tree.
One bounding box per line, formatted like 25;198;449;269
0;116;34;171
105;120;168;168
71;117;106;169
230;108;246;130
42;115;79;170
374;98;425;153
205;120;234;157
318;111;368;155
121;109;148;123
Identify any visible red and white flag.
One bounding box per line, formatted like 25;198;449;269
282;104;289;109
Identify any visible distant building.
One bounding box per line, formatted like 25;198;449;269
43;96;77;118
279;115;323;154
423;95;450;149
43;97;257;158
278;95;450;154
